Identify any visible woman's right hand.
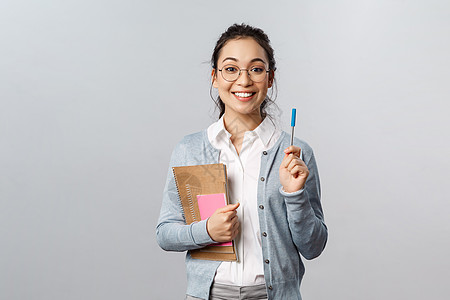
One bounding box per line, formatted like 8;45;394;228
206;203;240;243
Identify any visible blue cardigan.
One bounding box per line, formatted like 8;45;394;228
156;129;327;300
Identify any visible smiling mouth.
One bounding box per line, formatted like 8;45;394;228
233;92;256;99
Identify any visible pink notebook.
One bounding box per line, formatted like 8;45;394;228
197;193;232;247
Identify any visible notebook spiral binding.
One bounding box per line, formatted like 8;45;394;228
185;184;197;222
171;167;186;221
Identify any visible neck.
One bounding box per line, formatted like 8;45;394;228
223;111;263;137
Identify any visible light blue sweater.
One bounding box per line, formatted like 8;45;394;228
156;129;327;300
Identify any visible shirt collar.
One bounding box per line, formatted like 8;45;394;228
253;116;276;147
208;115;231;144
209;115;276;148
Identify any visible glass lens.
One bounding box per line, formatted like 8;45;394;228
248;65;267;82
221;64;240;81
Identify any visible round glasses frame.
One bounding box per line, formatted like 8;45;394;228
218;65;270;83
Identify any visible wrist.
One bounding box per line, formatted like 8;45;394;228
206;218;217;242
280;186;304;196
282;186;303;193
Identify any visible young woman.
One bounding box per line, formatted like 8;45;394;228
156;24;328;300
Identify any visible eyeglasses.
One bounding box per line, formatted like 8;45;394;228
218;64;270;82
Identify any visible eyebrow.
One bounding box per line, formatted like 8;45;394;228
222;57;267;64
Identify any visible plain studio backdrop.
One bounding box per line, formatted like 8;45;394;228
1;0;449;299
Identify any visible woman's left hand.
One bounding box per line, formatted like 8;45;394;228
279;146;309;193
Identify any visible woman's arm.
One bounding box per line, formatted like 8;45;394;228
156;142;216;252
279;146;328;260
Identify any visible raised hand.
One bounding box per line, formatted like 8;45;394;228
279;145;309;193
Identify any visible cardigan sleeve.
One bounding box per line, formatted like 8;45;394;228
156;141;216;252
280;150;328;260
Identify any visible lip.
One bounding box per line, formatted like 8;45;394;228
232;92;256;102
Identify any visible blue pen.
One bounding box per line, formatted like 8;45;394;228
290;108;296;146
290;108;302;160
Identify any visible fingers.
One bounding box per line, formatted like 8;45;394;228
281;151;306;169
288;158;302;170
231;215;239;226
225;211;237;222
289;165;302;177
282;153;305;169
283;145;301;157
281;153;294;168
280;152;308;180
214;204;238;224
219;215;240;241
228;218;240;240
217;202;240;213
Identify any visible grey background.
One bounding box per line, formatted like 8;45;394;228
1;0;449;299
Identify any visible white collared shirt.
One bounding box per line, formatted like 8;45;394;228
207;115;282;286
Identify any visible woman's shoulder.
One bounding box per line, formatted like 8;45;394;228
169;129;218;166
174;130;207;150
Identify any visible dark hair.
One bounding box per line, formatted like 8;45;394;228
210;23;277;119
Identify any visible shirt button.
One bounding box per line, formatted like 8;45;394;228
260;177;265;181
262;232;267;237
265;259;270;264
262;151;267;155
268;285;273;290
259;205;264;210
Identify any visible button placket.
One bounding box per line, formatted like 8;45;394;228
213;121;281;287
238;164;244;285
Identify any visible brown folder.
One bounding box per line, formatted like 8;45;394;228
172;163;237;261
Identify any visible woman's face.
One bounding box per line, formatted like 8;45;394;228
212;38;273;119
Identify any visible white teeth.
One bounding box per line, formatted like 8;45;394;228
234;92;253;98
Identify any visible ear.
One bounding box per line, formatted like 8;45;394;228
211;69;219;88
268;70;275;88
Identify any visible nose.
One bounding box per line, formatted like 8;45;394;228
236;69;252;86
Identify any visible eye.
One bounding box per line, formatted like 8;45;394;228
224;66;238;73
250;66;265;73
